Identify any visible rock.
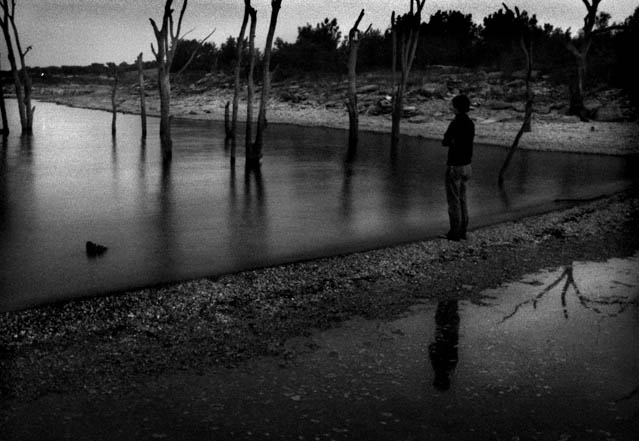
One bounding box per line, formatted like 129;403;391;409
86;241;108;257
356;84;379;94
593;102;624;122
402;106;421;117
583;98;603;112
420;82;448;98
506;79;526;88
512;70;539;80
486;71;502;83
484;99;514;110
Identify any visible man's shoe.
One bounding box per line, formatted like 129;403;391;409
445;232;460;242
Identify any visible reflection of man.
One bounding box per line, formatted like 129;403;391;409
428;300;460;391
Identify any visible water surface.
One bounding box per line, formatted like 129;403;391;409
1;101;637;311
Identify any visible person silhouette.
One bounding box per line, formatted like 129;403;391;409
428;300;460;391
442;94;474;241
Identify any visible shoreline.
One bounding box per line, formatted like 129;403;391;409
1;189;638;405
30;81;639;157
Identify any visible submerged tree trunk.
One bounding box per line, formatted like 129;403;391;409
230;0;251;151
137;53;147;139
498;4;535;185
224;101;231;138
250;0;282;167
390;0;425;150
150;0;188;161
245;6;257;165
0;58;8;135
158;69;172;159
346;9;367;152
110;64;119;136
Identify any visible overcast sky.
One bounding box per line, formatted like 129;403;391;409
5;0;638;67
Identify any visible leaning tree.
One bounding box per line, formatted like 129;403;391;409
498;4;535;186
0;0;34;134
565;0;624;120
390;0;426;150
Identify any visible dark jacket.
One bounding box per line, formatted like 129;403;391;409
442;113;474;166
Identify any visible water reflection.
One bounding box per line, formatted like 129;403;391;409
1;102;638;311
428;300;460;391
500;264;639;323
340;156;354;220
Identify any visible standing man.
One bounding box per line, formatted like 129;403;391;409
442;94;474;241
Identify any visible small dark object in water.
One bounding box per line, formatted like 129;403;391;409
86;241;108;257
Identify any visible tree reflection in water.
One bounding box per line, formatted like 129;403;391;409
500;265;639;322
428;300;460;391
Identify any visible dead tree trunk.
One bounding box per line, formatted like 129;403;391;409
137;53;147;139
249;0;282;167
565;0;624;121
346;9;370;152
0;56;8;135
245;6;257;165
390;0;425;150
150;0;188;161
224;102;231;138
110;64;119;136
0;0;34;134
229;0;251;153
498;5;535;185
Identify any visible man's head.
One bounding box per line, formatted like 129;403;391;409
452;94;470;114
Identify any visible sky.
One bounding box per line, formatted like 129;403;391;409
4;0;638;68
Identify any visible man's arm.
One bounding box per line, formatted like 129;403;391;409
442;120;456;147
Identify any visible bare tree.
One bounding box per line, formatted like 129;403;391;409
346;9;371;152
390;0;426;150
137;53;147;139
149;0;188;161
228;0;252;158
248;0;283;167
498;4;535;185
565;0;624;120
245;5;257;164
0;54;8;136
0;0;34;134
109;63;119;136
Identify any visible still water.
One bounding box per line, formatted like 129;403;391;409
1;101;637;311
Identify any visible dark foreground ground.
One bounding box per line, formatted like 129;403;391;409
1;189;638;440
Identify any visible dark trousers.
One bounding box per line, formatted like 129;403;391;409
445;165;471;239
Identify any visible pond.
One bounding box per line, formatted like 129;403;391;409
1;101;637;311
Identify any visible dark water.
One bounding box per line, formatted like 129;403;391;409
1;101;637;311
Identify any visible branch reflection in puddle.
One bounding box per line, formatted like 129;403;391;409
499;263;638;323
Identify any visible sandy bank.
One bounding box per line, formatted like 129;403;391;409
34;82;639;156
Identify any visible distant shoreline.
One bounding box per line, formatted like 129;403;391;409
24;78;639;157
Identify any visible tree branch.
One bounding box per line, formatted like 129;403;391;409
591;24;626;35
173;28;216;80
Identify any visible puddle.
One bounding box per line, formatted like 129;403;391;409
4;255;638;441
